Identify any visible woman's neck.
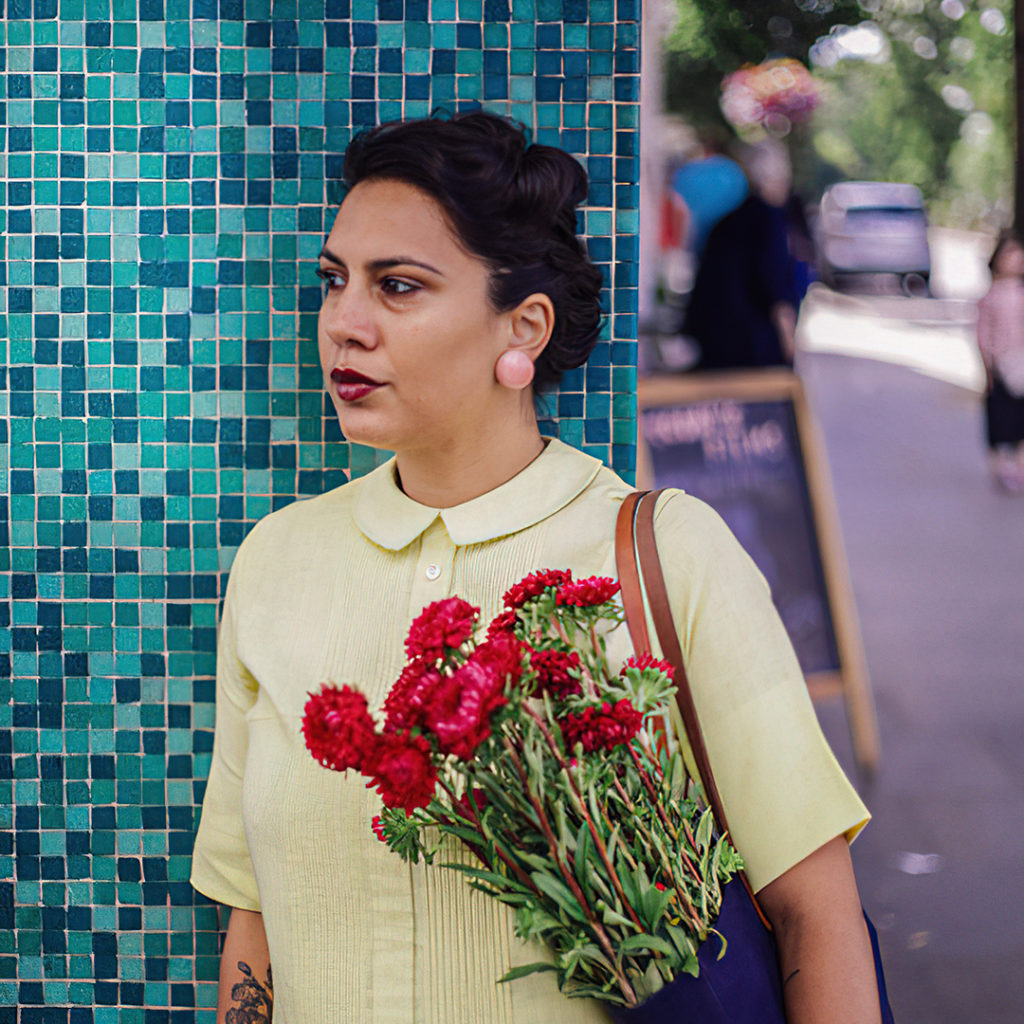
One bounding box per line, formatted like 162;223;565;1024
394;408;546;509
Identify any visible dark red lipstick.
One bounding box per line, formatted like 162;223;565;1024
330;367;383;402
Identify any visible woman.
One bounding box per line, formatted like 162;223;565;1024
976;231;1024;492
191;112;880;1023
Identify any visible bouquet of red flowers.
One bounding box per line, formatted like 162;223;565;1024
302;569;742;1010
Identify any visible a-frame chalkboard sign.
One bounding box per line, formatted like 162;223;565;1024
637;368;881;776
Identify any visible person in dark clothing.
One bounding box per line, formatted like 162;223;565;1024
682;141;799;371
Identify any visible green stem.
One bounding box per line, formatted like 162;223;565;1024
609;776;705;933
503;738;638;1006
520;703;646;934
627;742;691;850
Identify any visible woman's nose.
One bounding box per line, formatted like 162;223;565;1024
320;283;378;350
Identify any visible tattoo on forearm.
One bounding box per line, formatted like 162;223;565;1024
783;968;801;988
226;961;273;1023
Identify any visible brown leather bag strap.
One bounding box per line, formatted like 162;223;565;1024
616;490;771;930
615;491;651;657
632;491;730;839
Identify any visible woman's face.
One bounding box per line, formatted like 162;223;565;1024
995;239;1024;277
317;179;510;454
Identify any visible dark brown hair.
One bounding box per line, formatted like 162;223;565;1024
341;111;604;390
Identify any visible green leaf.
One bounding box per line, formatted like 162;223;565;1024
518;849;556;873
497;962;559;984
475;886;531;907
531;871;587;923
708;926;728;961
680;951;700;978
439;824;488;846
618;932;675;956
598;902;636;928
573;822;593;902
616;859;641;911
638;882;674;932
563;981;623;1003
553;796;572;854
442;863;531;894
666;922;697;961
531;908;566;935
605;822;620;865
695;807;714;851
668;752;689;802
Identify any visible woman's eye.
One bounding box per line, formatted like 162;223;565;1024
381;278;419;296
316;268;345;290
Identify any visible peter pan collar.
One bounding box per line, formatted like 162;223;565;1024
352;438;603;551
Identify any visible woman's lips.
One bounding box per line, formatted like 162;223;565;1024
331;367;383;402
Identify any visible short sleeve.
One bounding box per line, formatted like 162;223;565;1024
653;492;869;892
190;540;262;911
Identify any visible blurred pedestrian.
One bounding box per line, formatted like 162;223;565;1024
671;134;749;259
682;141;798;371
976;231;1024;492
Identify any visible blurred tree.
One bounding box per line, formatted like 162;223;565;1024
811;0;1013;228
665;0;861;137
663;0;1015;228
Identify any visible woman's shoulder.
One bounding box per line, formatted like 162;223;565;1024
570;466;739;552
231;475;365;564
650;489;768;590
651;488;739;547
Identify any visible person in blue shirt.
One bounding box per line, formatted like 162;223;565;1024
682;141;799;371
672;141;750;259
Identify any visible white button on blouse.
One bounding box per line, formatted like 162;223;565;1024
424;563;441;581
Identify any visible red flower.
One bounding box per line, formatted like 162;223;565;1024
427;654;509;761
370;814;387;843
621;652;675;682
473;632;524;686
555;576;621;608
367;732;438;814
301;684;378;772
404;597;479;661
383;659;444;733
486;609;519;639
561;699;643;754
502;569;573;610
528;648;582;699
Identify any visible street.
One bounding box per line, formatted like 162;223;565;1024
796;284;1024;1023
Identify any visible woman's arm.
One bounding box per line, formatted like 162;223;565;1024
217;908;273;1024
770;301;797;363
757;836;880;1024
975;296;996;391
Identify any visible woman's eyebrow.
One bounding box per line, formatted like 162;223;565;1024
318;245;444;277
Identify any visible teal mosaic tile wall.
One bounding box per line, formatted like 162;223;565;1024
0;1;641;1019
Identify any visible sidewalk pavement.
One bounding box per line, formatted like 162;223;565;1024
799;347;1024;1024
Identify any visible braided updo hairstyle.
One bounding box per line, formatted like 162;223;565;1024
341;111;604;390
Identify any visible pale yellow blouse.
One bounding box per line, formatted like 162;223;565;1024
191;438;868;1023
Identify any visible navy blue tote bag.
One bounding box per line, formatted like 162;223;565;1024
613;491;894;1024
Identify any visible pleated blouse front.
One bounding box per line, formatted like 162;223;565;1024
191;439;868;1023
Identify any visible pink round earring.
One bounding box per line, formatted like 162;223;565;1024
494;350;535;390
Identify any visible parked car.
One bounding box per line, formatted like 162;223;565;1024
815;181;931;295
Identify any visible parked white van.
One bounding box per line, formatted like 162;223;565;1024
815;181;931;296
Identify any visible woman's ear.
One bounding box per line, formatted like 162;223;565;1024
507;292;555;362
